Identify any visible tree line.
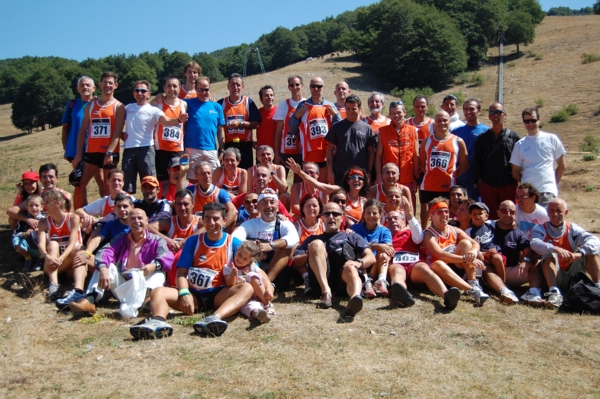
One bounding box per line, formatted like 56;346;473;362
2;0;546;132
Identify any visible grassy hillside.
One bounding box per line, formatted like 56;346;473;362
0;16;599;398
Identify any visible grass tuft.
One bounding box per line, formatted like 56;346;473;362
550;109;569;123
582;53;600;64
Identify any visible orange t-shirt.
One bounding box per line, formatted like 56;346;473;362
178;86;196;99
153;98;185;152
87;98;120;154
425;225;457;264
222;96;252;143
280;99;301;155
420;134;459;192
406;117;433;147
299;103;332;163
365;116;391;134
296;219;324;244
378;123;417;184
541;222;575;271
345;196;366;223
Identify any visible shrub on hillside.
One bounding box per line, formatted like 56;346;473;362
390;87;435;117
506;61;516;68
582;53;600;64
535;98;544;107
470;73;485;86
565;104;579;116
534;54;544;61
580;134;600;153
550;110;569;123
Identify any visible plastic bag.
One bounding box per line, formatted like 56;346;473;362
113;269;147;318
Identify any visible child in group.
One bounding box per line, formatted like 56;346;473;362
12;195;45;272
8;171;42;230
350;198;394;298
464;202;505;280
223;241;275;324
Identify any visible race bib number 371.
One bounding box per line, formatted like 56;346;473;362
91;118;111;138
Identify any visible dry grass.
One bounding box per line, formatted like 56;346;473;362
1;16;600;399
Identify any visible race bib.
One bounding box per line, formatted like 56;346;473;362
429;150;450;170
309;118;328;138
392;251;420;264
226;115;245;134
442;244;456;254
91;118;111;138
162;125;182;142
187;267;218;291
284;134;298;150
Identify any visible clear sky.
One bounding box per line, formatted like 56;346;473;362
0;0;595;61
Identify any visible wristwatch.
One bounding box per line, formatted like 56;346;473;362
356;258;364;268
106;151;113;156
269;241;277;250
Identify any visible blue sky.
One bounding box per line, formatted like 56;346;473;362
0;0;595;61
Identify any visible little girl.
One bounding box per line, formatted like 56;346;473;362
223;241;274;324
12;195;45;272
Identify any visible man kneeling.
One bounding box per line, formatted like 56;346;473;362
130;202;253;339
293;202;375;318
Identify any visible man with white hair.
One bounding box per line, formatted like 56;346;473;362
364;92;390;134
232;188;299;292
531;198;600;308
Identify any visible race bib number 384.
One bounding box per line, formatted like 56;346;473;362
162;125;182;142
187;267;218;291
91;118;111;138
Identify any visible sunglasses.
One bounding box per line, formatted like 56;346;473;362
332;198;347;205
346;95;360;102
390;101;404;107
134;89;149;93
499;209;516;215
289;83;301;87
323;211;343;218
489;110;504;115
310;84;324;89
197;88;210;92
244;199;258;205
348;175;364;181
523;119;538;124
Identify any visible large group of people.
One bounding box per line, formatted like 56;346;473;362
7;63;600;340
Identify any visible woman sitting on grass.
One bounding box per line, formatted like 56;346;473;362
292;192;324;293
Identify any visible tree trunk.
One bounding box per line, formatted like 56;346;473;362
517;43;520;54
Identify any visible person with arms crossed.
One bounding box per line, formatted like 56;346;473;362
256;85;277;149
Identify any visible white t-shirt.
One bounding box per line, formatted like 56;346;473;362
516;204;549;240
273;98;305;121
232;217;299;248
509;131;566;195
124;103;165;148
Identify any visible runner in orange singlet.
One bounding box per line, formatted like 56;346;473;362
178;61;201;99
73;71;125;210
212;147;248;197
151;76;187;182
419;111;468;227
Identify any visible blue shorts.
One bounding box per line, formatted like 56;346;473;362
12;236;40;258
191;287;224;311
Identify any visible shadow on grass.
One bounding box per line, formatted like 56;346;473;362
0;132;28;142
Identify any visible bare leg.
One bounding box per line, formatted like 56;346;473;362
453;240;477;280
308;240;331;294
213;283;254;319
44;241;61;285
251;277;268;306
93;169;105;197
541;257;558;289
586;254;600;282
410;262;446;297
419;202;429;229
389;263;407;287
150;286;186;318
430;260;472;291
341;265;362;298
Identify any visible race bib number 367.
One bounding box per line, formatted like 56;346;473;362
91;118;111;138
188;267;218;291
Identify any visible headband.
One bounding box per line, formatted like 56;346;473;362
349;168;364;177
429;202;449;215
258;192;278;203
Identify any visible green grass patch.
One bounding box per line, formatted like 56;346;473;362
585;185;594;192
565;103;579;115
535;98;544;108
534;54;544;61
583;154;596;162
171;314;202;327
582;53;600;64
506;61;516;68
580;134;600;153
469;73;485;86
550;110;569;123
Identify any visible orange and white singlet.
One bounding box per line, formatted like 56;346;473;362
280;99;301;155
406;117;433;146
425;225;458;264
153;98;185;152
87;98;120;154
345;196;366;223
187;233;233;291
365;116;391;134
100;196;115;217
178;86;196;99
377;124;418;185
299;103;332;163
222;96;252;143
251;165;278;193
216;168;244;197
168;215;200;240
337;106;346;120
374;183;402;204
47;213;82;255
296;219;324;244
540;222;575;271
193;185;223;214
420;134;459;192
296;182;325;204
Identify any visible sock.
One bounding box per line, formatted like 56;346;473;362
468;279;477;287
378;273;386;282
530;287;541;296
74;288;84;294
500;287;509;295
153;316;166;322
85;294;95;304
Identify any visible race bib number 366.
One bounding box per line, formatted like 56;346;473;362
429;150;451;170
188;267;218;291
309;118;328;138
91;118;111;138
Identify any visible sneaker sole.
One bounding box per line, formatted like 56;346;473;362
204;320;228;336
68;302;96;315
546;301;561;310
130;326;173;340
500;295;517;305
390;283;415;307
345;296;363;317
475;295;489;307
255;309;271;324
444;288;461;310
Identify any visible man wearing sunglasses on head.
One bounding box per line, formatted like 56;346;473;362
293;201;376;318
510;106;566;207
473;102;521;215
107;80;188;194
289;76;341;184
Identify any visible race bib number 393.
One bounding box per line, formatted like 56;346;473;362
429;150;451;170
162;125;182;142
91;118;111;138
188;267;218;291
309;118;328;138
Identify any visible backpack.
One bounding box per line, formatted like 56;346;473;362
565;272;600;314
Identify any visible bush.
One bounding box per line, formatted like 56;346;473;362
452;92;466;106
580;134;600;153
583;155;596;162
526;50;535;57
585;185;594;192
565;103;579;115
582;53;600;64
455;72;470;84
506;61;516;68
550;110;569;123
535;98;544;107
470;73;485;86
534;54;544;61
